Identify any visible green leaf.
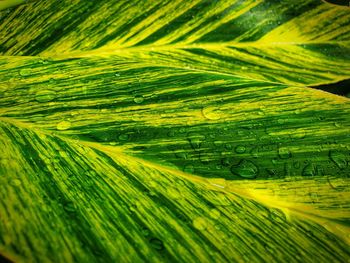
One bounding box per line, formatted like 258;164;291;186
1;0;350;262
0;0;26;11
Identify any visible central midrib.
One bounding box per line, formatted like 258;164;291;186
47;40;350;58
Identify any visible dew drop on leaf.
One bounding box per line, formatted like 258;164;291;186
19;68;31;76
149;238;164;251
328;177;348;191
230;159;258;179
63;202;76;214
271;158;278;165
193;216;208;230
221;157;231;166
10;178;22;186
209;208;221;219
277;119;285;124
334;122;342;128
291;128;306;139
179;127;186;133
166;187;182;200
56;121;71;130
118;133;129;141
235;145;246;154
269;208;286;223
266;168;277;176
329;150;348;169
278;146;291;159
225;143;232;150
201;106;222;120
175;151;188;160
302;163;316;176
141;227;151;237
58;150;69;158
293;161;301;169
35;90;57;102
187;132;205;150
134;95;144;104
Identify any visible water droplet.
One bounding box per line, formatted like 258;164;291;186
230;160;258;179
59;150;69;158
118;133;129;141
149;238;164;251
63;202;76;214
329;150;348;169
56;121;71;131
215;164;223;170
271;158;278;165
19;68;31;76
291;129;306;139
10;178;22;186
179;127;186;133
201;106;222;120
35;90;57;102
302;163;316;176
293;161;300;169
266;168;277;176
175;151;188;160
278;146;291;159
209;209;221;219
328;177;349;192
141;227;151;237
183;164;195;173
235;145;246;154
187;132;205;150
220;157;231;166
166;187;182;200
225;143;232;150
334;122;342;128
277;119;285;124
269;208;286;223
193;216;208;230
134;95;144;104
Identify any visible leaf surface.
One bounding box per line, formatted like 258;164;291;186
0;0;350;262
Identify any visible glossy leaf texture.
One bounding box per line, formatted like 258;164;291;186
0;0;350;262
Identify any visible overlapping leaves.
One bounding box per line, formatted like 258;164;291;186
0;0;350;262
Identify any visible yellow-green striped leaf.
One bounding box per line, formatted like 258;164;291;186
0;0;350;262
